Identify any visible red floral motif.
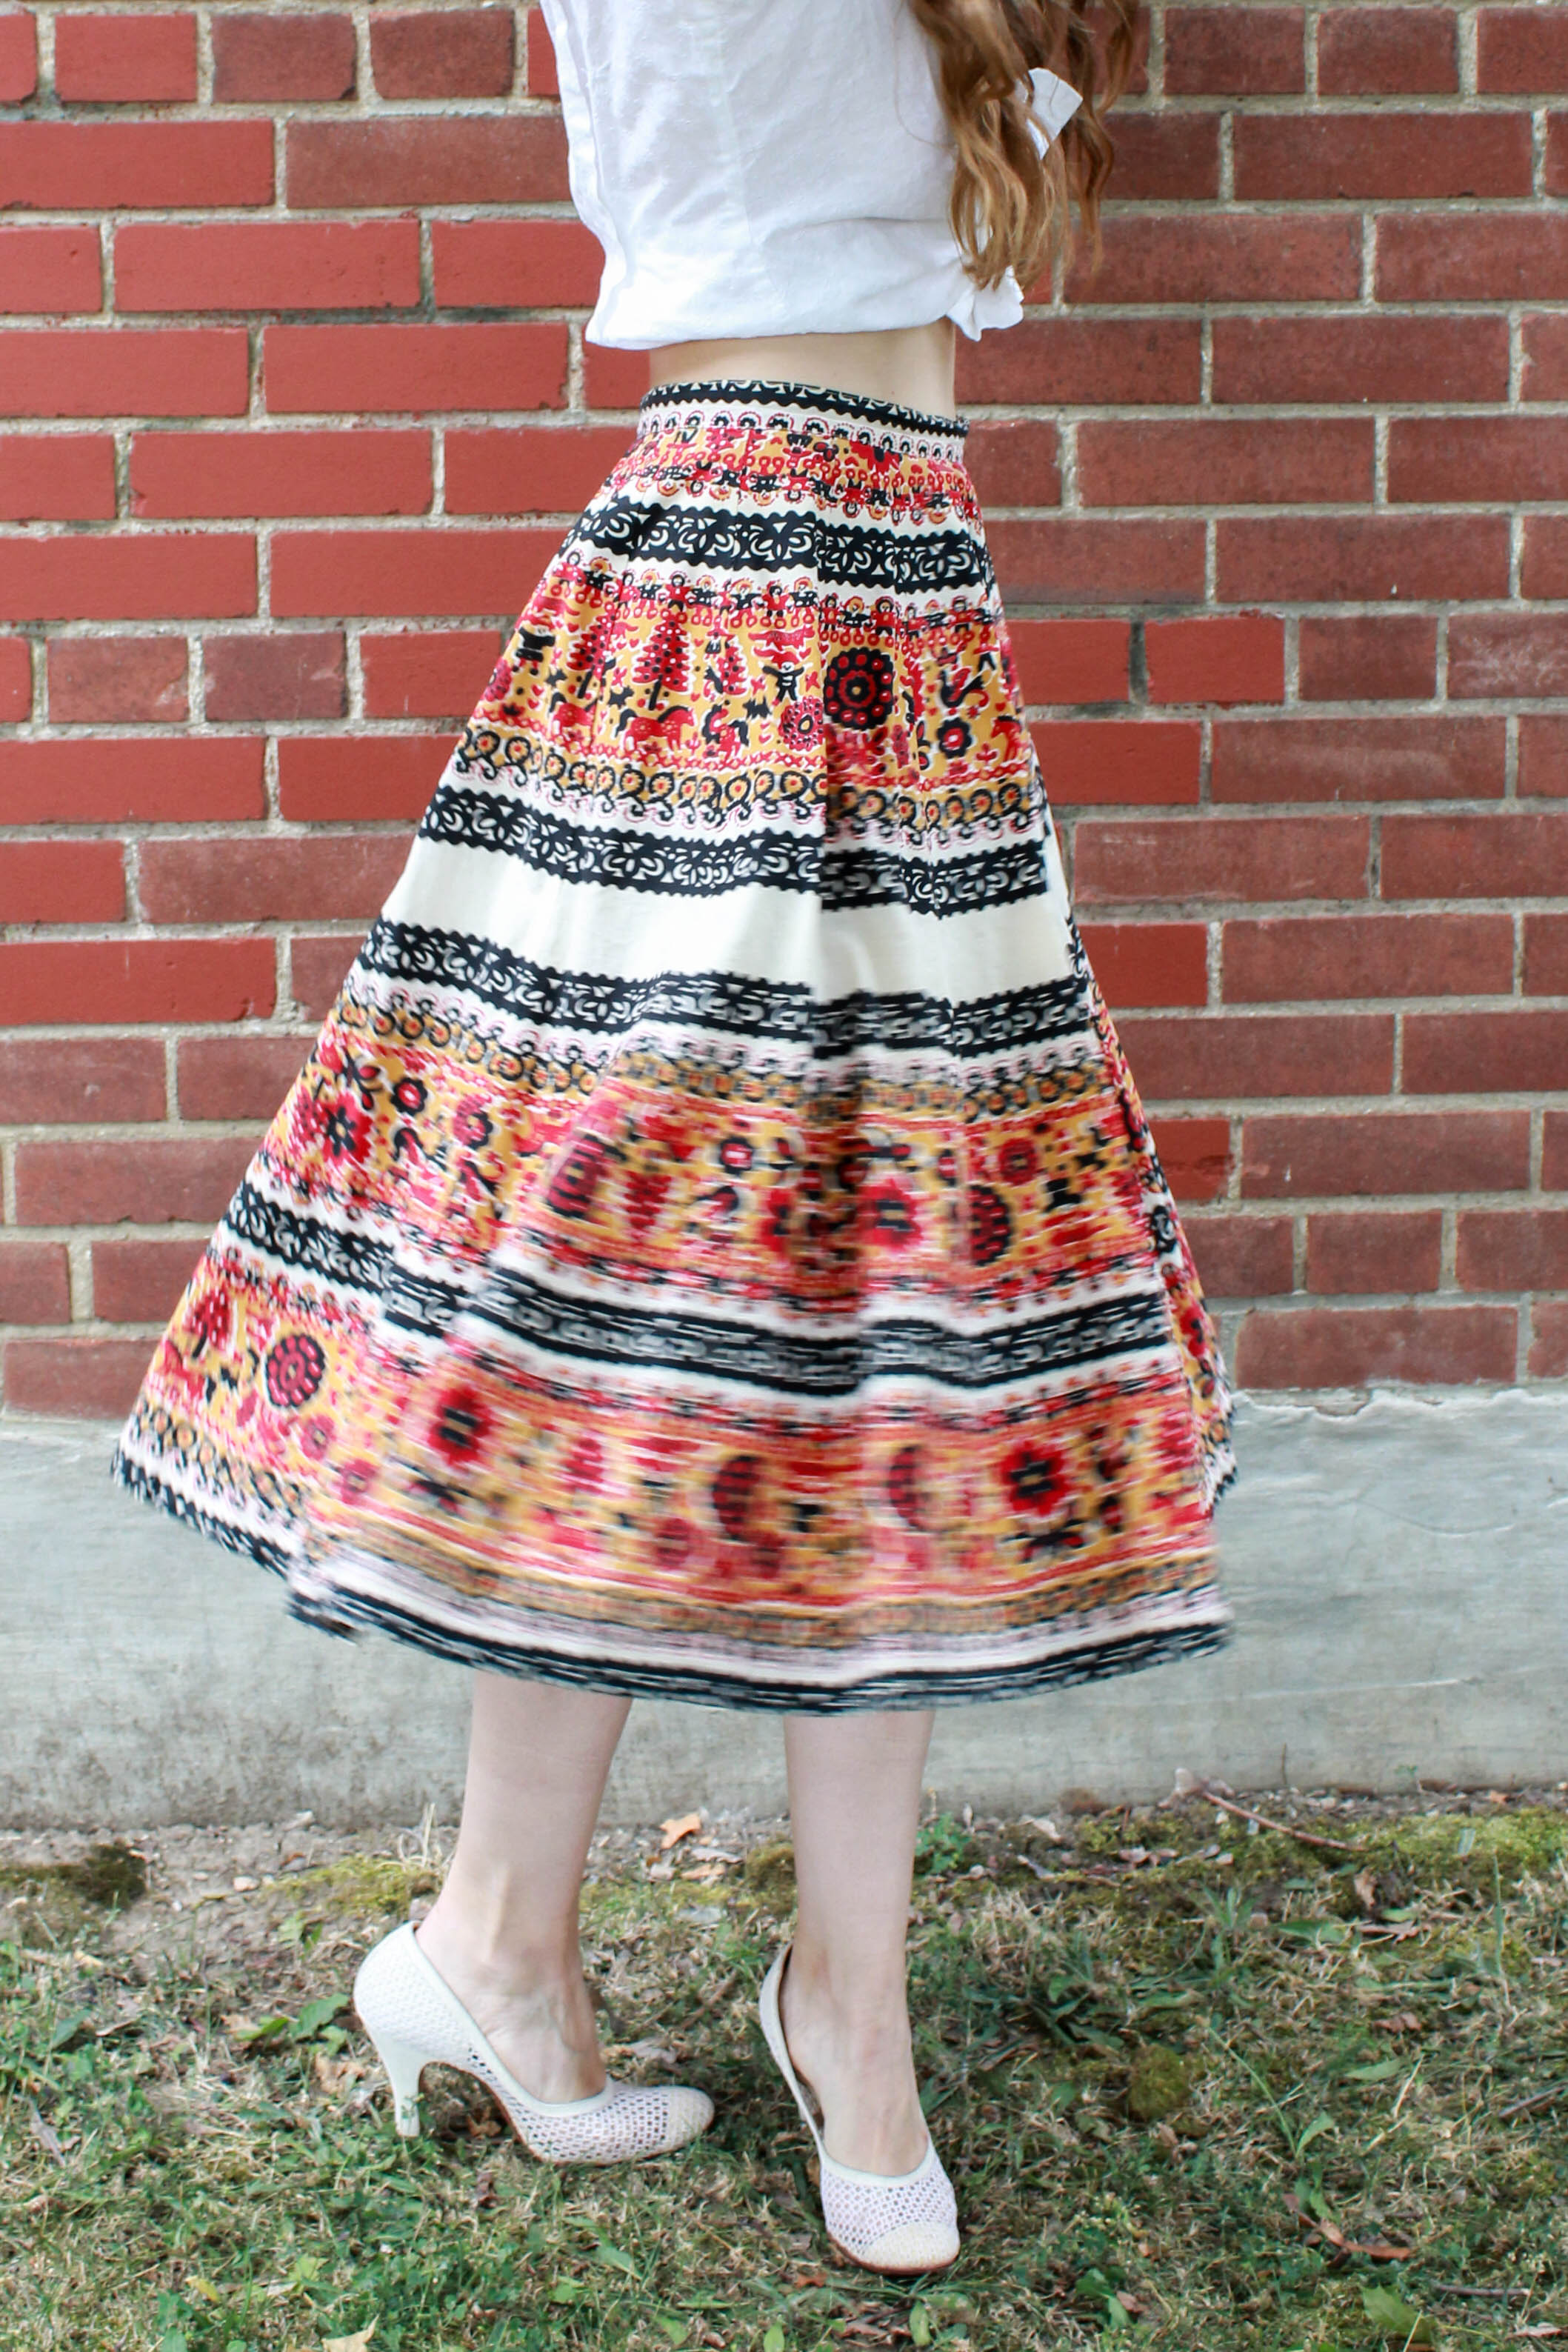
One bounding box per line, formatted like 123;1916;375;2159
563;1434;604;1490
546;1136;608;1219
188;1286;233;1353
718;1134;754;1173
319;1096;371;1162
453;1099;493;1148
713;1453;761;1540
1003;1440;1068;1518
887;1442;932;1530
430;1383;493;1467
863;1183;921;1249
968;1183;1013;1266
823;647;895;731
998;1139;1038;1185
298;1414;335;1461
264;1332;327;1410
392;1076;427;1116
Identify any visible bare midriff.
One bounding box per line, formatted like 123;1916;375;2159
647;320;958;419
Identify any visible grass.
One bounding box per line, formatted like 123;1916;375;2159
4;1790;1568;2351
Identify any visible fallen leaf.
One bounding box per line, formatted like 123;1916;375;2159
1354;1869;1379;1913
27;2103;64;2162
659;1812;703;1851
1021;1814;1062;1843
322;2329;376;2352
473;2168;496;2209
1362;2284;1434;2343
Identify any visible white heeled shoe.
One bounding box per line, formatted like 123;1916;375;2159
758;1946;959;2276
353;1922;713;2165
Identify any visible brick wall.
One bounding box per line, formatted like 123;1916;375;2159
1;0;1566;1419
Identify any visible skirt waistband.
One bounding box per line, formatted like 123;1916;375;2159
637;376;969;463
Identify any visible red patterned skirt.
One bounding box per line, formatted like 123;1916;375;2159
116;380;1234;1710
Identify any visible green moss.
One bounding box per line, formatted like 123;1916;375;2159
281;1854;438;1915
741;1839;795;1907
1367;1807;1568;1890
0;1839;147;1908
1127;2043;1192;2122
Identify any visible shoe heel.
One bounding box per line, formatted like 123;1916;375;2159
369;2030;427;2138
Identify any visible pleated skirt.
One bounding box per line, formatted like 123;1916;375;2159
115;379;1235;1710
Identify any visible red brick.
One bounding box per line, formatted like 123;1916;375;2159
176;1035;313;1122
1378;214;1568;302
202;633;345;722
1449;616;1568;702
958;319;1202;407
1319;8;1458;94
0;633;27;717
1212;314;1509;405
0;10;36;101
361;628;503;719
1031;719;1201;806
47;635;187;723
1381;811;1568;901
0;939;274;1027
1404;1009;1568;1096
0;536;255;622
1392;415;1568;507
1522;517;1568;599
445;425;633;516
1078;417;1372;508
91;1237;204;1325
1524;913;1568;994
1222;913;1513;1004
1185;1215;1294;1299
0;329;248;419
0;436;115;522
1520;717;1568;799
0;227;101;314
1479;7;1568;91
1213;716;1505;805
1078;922;1208;1009
1528;1303;1568;1379
1121;1010;1394;1100
961;420;1061;507
264;322;568;417
1523;314;1568;400
0;1038;165;1125
1008;620;1129;707
212;13;356;101
430;219;604;309
1145;616;1287;707
272;530;554;619
1548;1113;1568;1191
2;1339;158;1419
117;221;420;316
1542;115;1568;194
584;344;649;410
0;1243;70;1327
1235;1305;1517;1387
527;5;558;95
141;833;407;925
1150;1116;1232;1205
290;931;363;1019
1067;213;1358;306
1241;1110;1531;1198
0;739;263;824
277;736;456;821
1234;113;1532;200
0;842;124;924
285;117;567;209
987;519;1206;607
1458;1209;1568;1293
0;122;274;210
1298;615;1438;704
1105;116;1221;201
1165;7;1305;93
131;430;430;521
55;13;196;101
1074;814;1370;906
1307;1210;1444;1296
370;8;514;97
1218;516;1509;604
15;1136;258;1227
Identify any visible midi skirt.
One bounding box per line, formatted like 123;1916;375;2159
116;379;1235;1712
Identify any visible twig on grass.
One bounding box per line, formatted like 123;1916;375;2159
1187;1777;1361;1856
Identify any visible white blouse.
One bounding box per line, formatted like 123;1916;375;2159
538;0;1081;350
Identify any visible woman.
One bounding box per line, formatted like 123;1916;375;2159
116;0;1232;2277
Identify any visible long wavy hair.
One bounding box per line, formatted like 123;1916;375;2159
909;0;1141;287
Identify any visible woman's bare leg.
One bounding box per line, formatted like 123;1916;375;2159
781;1709;934;2174
414;1671;630;2102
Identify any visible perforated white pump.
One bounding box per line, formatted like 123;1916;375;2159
758;1946;960;2276
353;1923;713;2165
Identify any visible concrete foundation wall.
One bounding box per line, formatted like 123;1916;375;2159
4;1388;1565;1828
